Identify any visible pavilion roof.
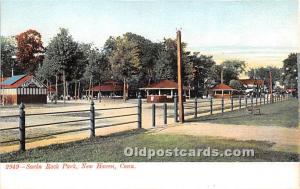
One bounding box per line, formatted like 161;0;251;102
210;83;235;91
140;80;190;90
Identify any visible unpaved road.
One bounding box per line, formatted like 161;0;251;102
153;122;300;153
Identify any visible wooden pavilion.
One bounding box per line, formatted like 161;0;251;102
209;83;236;98
139;80;190;103
86;80;123;99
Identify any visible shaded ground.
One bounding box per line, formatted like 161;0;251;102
0;130;298;162
191;99;298;127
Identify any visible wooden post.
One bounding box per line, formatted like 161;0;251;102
194;97;197;118
138;94;142;129
245;95;248;107
163;103;167;125
176;30;184;123
239;95;241;110
19;103;25;152
174;94;178;122
152;104;156;127
90;101;95;138
269;70;273;103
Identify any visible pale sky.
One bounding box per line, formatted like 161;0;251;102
1;0;298;70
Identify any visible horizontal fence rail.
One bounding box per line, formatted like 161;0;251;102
0;93;291;152
0;96;143;152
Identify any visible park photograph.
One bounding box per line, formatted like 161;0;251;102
0;0;299;164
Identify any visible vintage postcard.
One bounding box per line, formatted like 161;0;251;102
0;0;299;188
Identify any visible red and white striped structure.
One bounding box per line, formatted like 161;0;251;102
0;75;47;105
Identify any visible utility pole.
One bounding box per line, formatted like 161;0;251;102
269;69;273;103
176;30;184;123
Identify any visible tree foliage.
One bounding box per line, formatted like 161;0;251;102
15;29;44;73
247;66;282;88
38;28;81;81
0;36;18;77
282;53;298;88
211;60;246;84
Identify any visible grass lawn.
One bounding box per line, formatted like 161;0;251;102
0;129;298;162
191;99;299;127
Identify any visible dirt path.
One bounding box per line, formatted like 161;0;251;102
153;122;300;153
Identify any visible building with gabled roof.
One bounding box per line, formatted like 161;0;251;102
139;79;191;103
0;74;47;105
86;80;124;99
209;83;236;98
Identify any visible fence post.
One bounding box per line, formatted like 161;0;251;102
263;94;265;104
245;95;248;107
230;96;233;111
267;93;269;104
163;103;167;125
210;97;213;115
221;96;224;114
138;94;142;129
90;101;95;138
152;104;156;127
194;97;197;118
174;94;178;122
251;94;254;108
239;95;241;110
19;102;26;152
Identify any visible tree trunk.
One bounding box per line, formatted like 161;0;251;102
74;80;77;100
78;81;80;100
123;78;126;101
55;74;58;104
89;77;92;101
63;70;66;104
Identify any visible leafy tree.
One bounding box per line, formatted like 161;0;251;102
154;38;179;81
15;29;44;73
84;47;110;84
37;28;84;101
247;66;282;89
0;36;19;77
184;52;216;97
282;53;298;88
211;60;246;84
40;28;80;79
154;50;176;80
